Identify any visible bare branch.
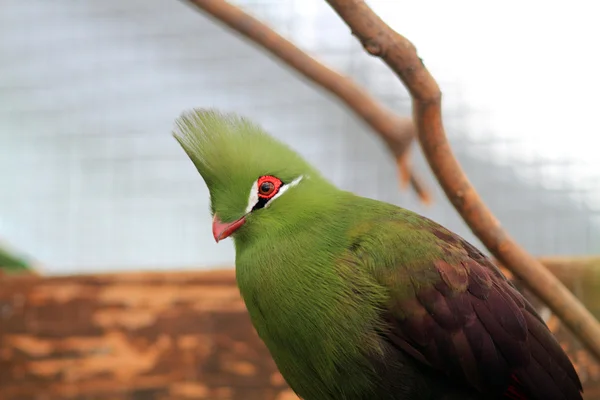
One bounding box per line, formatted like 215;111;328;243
324;0;600;359
185;0;431;203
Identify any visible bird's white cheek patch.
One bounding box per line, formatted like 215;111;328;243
244;175;304;213
245;181;259;214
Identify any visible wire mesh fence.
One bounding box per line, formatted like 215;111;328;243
0;0;598;275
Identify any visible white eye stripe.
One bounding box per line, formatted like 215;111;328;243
244;175;303;214
245;180;259;214
265;175;303;208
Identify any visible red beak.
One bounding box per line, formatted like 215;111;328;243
212;214;246;243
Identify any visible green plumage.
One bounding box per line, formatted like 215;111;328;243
174;109;582;400
0;245;34;274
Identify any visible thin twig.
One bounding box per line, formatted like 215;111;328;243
184;0;431;203
324;0;600;359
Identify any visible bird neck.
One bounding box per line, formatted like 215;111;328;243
232;178;352;298
234;177;344;245
231;189;388;398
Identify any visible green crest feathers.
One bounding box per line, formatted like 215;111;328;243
173;108;257;188
173;108;323;218
173;108;319;184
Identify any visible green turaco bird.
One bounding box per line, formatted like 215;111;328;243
173;108;583;400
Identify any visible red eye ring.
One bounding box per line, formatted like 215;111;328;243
257;175;282;199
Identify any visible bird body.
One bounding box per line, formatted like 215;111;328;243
174;109;583;400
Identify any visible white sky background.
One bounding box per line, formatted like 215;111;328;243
0;0;598;273
295;0;600;204
385;1;600;200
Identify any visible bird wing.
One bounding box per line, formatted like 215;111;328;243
346;211;582;400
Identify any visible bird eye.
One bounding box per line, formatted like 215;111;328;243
258;181;275;196
256;175;282;199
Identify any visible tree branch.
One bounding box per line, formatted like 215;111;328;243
324;0;600;359
184;0;431;203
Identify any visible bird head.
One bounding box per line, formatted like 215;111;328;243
173;108;325;243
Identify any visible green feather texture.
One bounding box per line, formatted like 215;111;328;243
174;108;388;397
173;108;582;400
0;246;32;274
173;109;322;222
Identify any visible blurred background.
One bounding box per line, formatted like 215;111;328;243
2;1;600;399
1;0;599;275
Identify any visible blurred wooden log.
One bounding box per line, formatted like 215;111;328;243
0;270;294;400
0;256;599;399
